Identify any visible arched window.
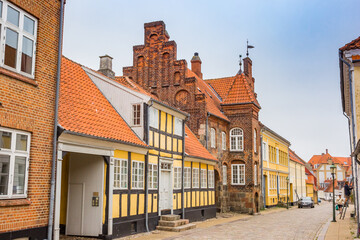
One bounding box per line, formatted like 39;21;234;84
210;128;216;148
222;131;226;150
230;128;243;151
254;129;257;153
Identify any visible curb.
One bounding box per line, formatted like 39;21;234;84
315;217;332;240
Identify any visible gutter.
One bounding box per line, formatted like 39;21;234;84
48;1;64;239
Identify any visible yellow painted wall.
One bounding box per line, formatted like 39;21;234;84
184;161;191;168
173;138;178;152
178;140;183;153
149;155;158;164
160;134;166;150
173;160;182;167
121;194;128;217
160;111;166;132
154;132;159;148
173;193;177;209
138;194;145;214
148;193;152;213
130;194;137;216
149;130;153;146
153;194;158;212
131;152;145;162
114;150;128;159
167;136;172;151
167;114;172;134
113;194;120;218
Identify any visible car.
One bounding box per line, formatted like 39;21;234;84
298;197;315;208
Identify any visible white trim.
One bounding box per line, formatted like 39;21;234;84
231;164;245;185
192;167;199;188
131;160;145;190
200;168;207;188
222;131;226;150
230;128;244;151
108;159;114;235
113;158;128;190
131;103;142;127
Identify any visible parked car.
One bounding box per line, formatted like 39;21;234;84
298;197;315;208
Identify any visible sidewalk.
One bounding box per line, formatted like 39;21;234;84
322;204;357;240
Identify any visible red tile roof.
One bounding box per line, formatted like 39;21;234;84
59;57;147;147
289;149;305;165
308;153;351;168
340;36;360;51
114;76;159;100
185;125;217;161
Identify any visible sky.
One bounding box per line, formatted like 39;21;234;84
62;0;360;161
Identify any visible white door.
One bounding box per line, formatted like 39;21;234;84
66;153;103;236
159;170;171;211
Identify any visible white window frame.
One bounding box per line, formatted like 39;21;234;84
210;128;216;148
208;170;214;188
148;163;158;190
262;141;268;161
222;131;226;150
254;164;257;186
254;129;257;153
0;127;31;199
131;160;144;189
276;147;279;164
113;158;128;189
201;169;207;188
230;128;244;151
173;167;182;189
149;107;159;129
131;103;142;126
192;168;199;188
231;164;245;185
174;117;183;136
184;167;191;189
222;165;227;185
0;1;37;79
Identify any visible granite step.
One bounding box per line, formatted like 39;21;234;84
156;223;196;232
158;219;189;227
160;214;180;221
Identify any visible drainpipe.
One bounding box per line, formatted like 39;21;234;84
181;117;188;219
48;1;65;239
339;51;360;237
206;113;209;149
260;134;265;208
145;102;153;232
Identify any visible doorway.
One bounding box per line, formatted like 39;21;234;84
159;160;173;214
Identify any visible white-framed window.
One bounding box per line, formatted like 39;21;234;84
131;161;144;189
192;168;199;188
231;164;245;185
208;170;214;188
222;132;226;150
149;107;159;129
0;127;30;198
174;117;182;136
0;1;37;78
184;167;191;189
148;164;158;189
262;141;267;161
254;164;257;185
201;169;207;188
173;167;182;189
222;165;227;185
132;103;141;126
276;148;279;164
230;128;244;151
254;129;257;153
113;158;128;189
210;128;216;148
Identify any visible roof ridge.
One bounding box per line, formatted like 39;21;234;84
204;76;235;81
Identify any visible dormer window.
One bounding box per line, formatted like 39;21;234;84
132;104;141;126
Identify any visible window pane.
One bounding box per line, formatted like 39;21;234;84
13;156;26;194
0;131;12;149
0;155;10;195
21;37;33;74
24;16;35;35
16;134;28;151
5;28;18;68
7;6;19;26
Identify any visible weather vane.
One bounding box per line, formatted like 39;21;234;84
246;39;254;57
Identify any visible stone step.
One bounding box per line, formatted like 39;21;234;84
156;223;196;232
160;214;180;221
158;219;189;227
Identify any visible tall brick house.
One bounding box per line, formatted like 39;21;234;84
0;0;63;239
123;21;261;213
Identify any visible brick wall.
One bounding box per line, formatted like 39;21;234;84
0;0;61;235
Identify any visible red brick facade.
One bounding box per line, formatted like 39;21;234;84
123;21;261;213
0;0;62;238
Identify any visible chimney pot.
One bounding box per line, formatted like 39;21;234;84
191;52;202;79
326;149;328;154
98;55;115;79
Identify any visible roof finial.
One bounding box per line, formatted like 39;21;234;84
237;54;242;75
246;39;254;57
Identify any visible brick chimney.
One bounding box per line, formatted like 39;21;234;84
243;57;252;79
191;52;202;79
98;55;115;79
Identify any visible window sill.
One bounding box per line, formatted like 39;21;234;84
0;67;37;87
0;198;31;207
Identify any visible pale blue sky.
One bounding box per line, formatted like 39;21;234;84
63;0;360;161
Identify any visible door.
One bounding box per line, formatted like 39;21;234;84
159;170;171;211
66;183;84;235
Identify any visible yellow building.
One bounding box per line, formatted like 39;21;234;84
261;125;291;207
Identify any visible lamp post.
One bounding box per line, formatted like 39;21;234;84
286;176;289;209
330;164;336;222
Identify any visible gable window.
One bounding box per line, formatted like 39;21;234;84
222;165;227;185
0;1;37;78
222;132;226;150
184;167;191;189
231;164;245;185
210;128;216;148
174;117;182;136
114;158;128;189
149;107;159;129
230;128;243;151
148;164;158;189
0;127;30;198
132;104;141;126
173;167;182;189
201;169;207;188
192;168;199;188
254;129;257;153
208;170;214;188
131;161;144;189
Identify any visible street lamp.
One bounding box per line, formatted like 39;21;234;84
286;176;289;209
330;164;336;222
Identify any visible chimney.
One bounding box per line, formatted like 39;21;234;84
98;55;115;79
191;52;202;79
326;149;328;154
243;57;252;79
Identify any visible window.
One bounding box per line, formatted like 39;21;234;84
114;158;128;189
184;167;191;189
208;170;214;188
276;148;279;164
230;128;244;151
0;1;37;77
173;167;182;189
192;168;199;188
262;142;267;161
222;132;226;150
254;164;257;185
231;164;245;185
201;169;207;188
254;129;257;153
0;127;30;198
148;164;158;189
210;128;216;148
222;165;227;185
149;107;159;129
174;117;182;136
131;161;144;189
132;104;141;126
